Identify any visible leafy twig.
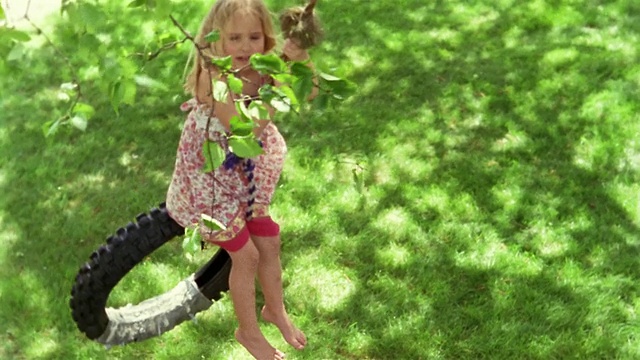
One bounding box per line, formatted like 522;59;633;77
131;37;190;61
12;0;84;134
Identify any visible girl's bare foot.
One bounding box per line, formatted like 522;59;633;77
261;306;307;350
235;329;286;360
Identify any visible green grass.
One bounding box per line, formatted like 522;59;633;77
2;0;640;359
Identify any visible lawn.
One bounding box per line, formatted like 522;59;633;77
1;0;640;359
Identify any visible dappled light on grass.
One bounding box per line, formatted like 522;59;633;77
1;268;61;359
610;184;640;228
23;334;60;360
454;229;544;276
0;214;19;259
287;252;356;312
523;220;574;258
372;207;425;242
375;242;410;269
342;322;374;358
491;129;530;152
107;260;187;308
2;0;640;358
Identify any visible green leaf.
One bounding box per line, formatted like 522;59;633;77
250;53;286;74
201;214;227;231
248;101;271;121
319;72;342;82
61;0;71;14
272;73;294;84
266;87;294;113
291;62;314;78
134;74;168;91
313;92;330;110
227;74;243;95
228;136;264;158
292;74;314;103
73;102;95;120
43;118;62;137
0;6;4;20
110;78;137;111
7;43;26;62
110;81;123;115
229;114;254;137
60;82;77;92
321;76;356;100
75;2;102;34
212;80;229;102
234;101;252;122
211;56;232;72
290;62;315;101
204;30;220;43
258;84;275;103
278;85;299;111
270;98;291;112
5;29;31;42
202;140;225;173
70;114;88;131
128;0;146;7
182;226;202;253
57;92;71;102
153;0;172;19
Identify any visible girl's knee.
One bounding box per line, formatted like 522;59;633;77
230;239;260;271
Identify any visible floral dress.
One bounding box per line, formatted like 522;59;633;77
166;99;287;244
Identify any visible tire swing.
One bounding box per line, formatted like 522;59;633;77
69;202;232;346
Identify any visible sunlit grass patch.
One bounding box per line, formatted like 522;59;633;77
342;322;374;358
455;228;544;276
375;242;411;269
526;220;574;258
22;329;60;360
609;183;640;227
107;260;189;307
492;180;524;214
287;252;356;312
451;3;500;32
372;207;425;242
492;128;531;153
0;213;19;260
541;47;580;69
2;0;640;358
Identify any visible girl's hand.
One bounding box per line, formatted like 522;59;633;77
282;38;309;61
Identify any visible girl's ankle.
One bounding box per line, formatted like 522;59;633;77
263;303;285;312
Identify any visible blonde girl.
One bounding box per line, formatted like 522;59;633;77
166;0;313;359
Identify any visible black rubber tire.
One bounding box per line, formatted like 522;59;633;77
69;202;231;341
195;246;232;300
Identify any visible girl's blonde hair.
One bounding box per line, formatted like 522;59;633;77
184;0;277;95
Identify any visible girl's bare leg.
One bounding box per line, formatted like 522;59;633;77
227;241;286;360
251;234;307;350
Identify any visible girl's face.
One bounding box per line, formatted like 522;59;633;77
222;11;265;70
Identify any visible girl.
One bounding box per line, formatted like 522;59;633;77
166;0;314;359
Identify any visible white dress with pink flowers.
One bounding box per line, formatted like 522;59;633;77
166;99;287;243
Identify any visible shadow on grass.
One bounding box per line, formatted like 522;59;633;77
1;0;640;359
0;1;240;359
277;0;640;358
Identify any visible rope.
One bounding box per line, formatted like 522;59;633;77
222;140;262;221
243;159;257;220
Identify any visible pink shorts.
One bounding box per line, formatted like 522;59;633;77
166;99;287;251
